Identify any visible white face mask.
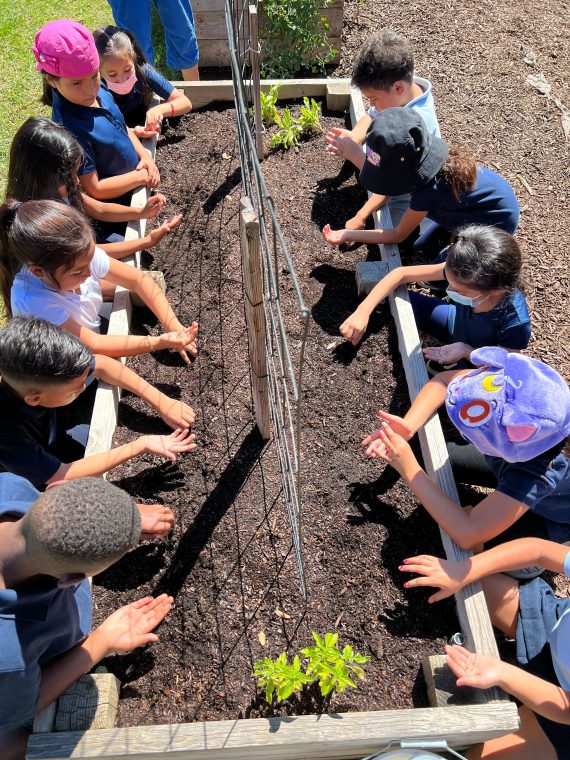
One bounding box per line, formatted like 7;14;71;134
446;286;490;308
106;71;137;95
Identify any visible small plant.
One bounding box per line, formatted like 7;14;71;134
301;632;370;696
253;652;311;703
297;97;322;134
260;84;281;126
253;632;370;705
269;107;302;150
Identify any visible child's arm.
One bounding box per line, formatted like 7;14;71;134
82;192;167;223
128;129;160;189
346;194;389;231
98;214;182;261
322;208;428;247
351;114;373;144
324;126;368;169
445;644;570;725
340;263;446;345
46;429;196;484
79;168;150;200
366;423;528;550
138;90;192;137
93;353;195;429
400;537;570;602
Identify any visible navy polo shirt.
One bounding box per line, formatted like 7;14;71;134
0;473;92;730
109;63;174;128
52;83;139;179
410;166;520;234
450;289;531;350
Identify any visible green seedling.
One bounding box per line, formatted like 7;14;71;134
298;97;322;133
301;631;370;696
253;652;311;703
260;84;281;126
269;107;302;150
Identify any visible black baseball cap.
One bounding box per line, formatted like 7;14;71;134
359;108;448;196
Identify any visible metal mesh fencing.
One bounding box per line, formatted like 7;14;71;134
226;0;310;600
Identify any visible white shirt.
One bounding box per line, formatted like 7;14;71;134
11;247;111;332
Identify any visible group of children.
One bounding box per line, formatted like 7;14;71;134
0;19;568;760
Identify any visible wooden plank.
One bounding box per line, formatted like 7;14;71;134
27;703;519;759
196;39;341;68
193;0;343;11
173;79;351;110
193;8;343;40
348;87;505;701
423;655;488;708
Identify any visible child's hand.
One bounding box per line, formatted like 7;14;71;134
400;554;469;602
322;224;350;247
345;213;367;231
158;322;199;364
95;595;173;655
423;343;470;365
136;156;160;188
363;423;419;477
324;127;355;159
140;194;167;219
147;214;183;247
145;106;164;133
445;645;503;690
340;309;369;345
143;428;197;462
157;397;195;430
137;503;175;540
362;410;414;447
134;124;161;139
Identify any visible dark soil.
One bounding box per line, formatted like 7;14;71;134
94;0;569;727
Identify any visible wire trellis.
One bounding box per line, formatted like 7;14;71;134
226;0;310;600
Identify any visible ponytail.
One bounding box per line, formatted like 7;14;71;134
0;200;94;318
440;145;477;201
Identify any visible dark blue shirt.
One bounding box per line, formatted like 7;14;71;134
0;474;92;730
410;166;520;233
109;63;174;128
51;83;139;179
449;289;531;350
487;448;570;543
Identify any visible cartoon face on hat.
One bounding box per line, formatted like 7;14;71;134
33;20;99;79
445;347;570;462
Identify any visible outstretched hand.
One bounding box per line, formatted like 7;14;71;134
96;595;174;655
340;310;369;346
445;644;503;690
143;428;197;462
137;503;175;540
324;127;354;158
141;194;167;219
148;214;183;247
362;410;414;448
159;322;199;364
362;422;418;476
422;342;470;365
157;397;195;430
322;224;350;247
400;554;469;602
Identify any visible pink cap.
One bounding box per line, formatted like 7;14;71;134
33;19;99;78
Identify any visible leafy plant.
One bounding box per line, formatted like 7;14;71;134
269;107;302;150
253;632;370;705
253;652;311;703
301;632;370;696
260;84;281;126
298;97;322;134
260;0;338;78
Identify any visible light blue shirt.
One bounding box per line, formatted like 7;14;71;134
368;75;441;137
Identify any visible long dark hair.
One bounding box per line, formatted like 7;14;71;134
0;200;94;317
445;224;522;294
6;117;85;212
440;145;478;200
93;25;152;109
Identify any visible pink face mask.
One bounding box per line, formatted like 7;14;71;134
106;71;137;95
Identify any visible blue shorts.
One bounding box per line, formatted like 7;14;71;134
516;578;570;757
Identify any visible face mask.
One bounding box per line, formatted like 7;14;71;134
446;286;490;308
106;71;137;95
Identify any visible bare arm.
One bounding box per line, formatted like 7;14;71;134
323;208;428;246
351;113;373;144
81;192;166;223
98;213;182;261
79;169;148;200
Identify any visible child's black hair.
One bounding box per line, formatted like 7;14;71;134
352;29;414;90
0;199;94;318
0;317;92;386
93;25;152;109
7;117;85;212
445;225;523;293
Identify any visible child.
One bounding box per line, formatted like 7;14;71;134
363;348;570;563
323;109;520;261
0;317;197;487
400;537;570;758
33;20;160;215
325;29;440;230
0;199;198;365
6;117;179;258
93;26;192;138
340;225;530;373
0;475;173;760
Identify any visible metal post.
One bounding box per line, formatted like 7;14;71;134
249;5;264;161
